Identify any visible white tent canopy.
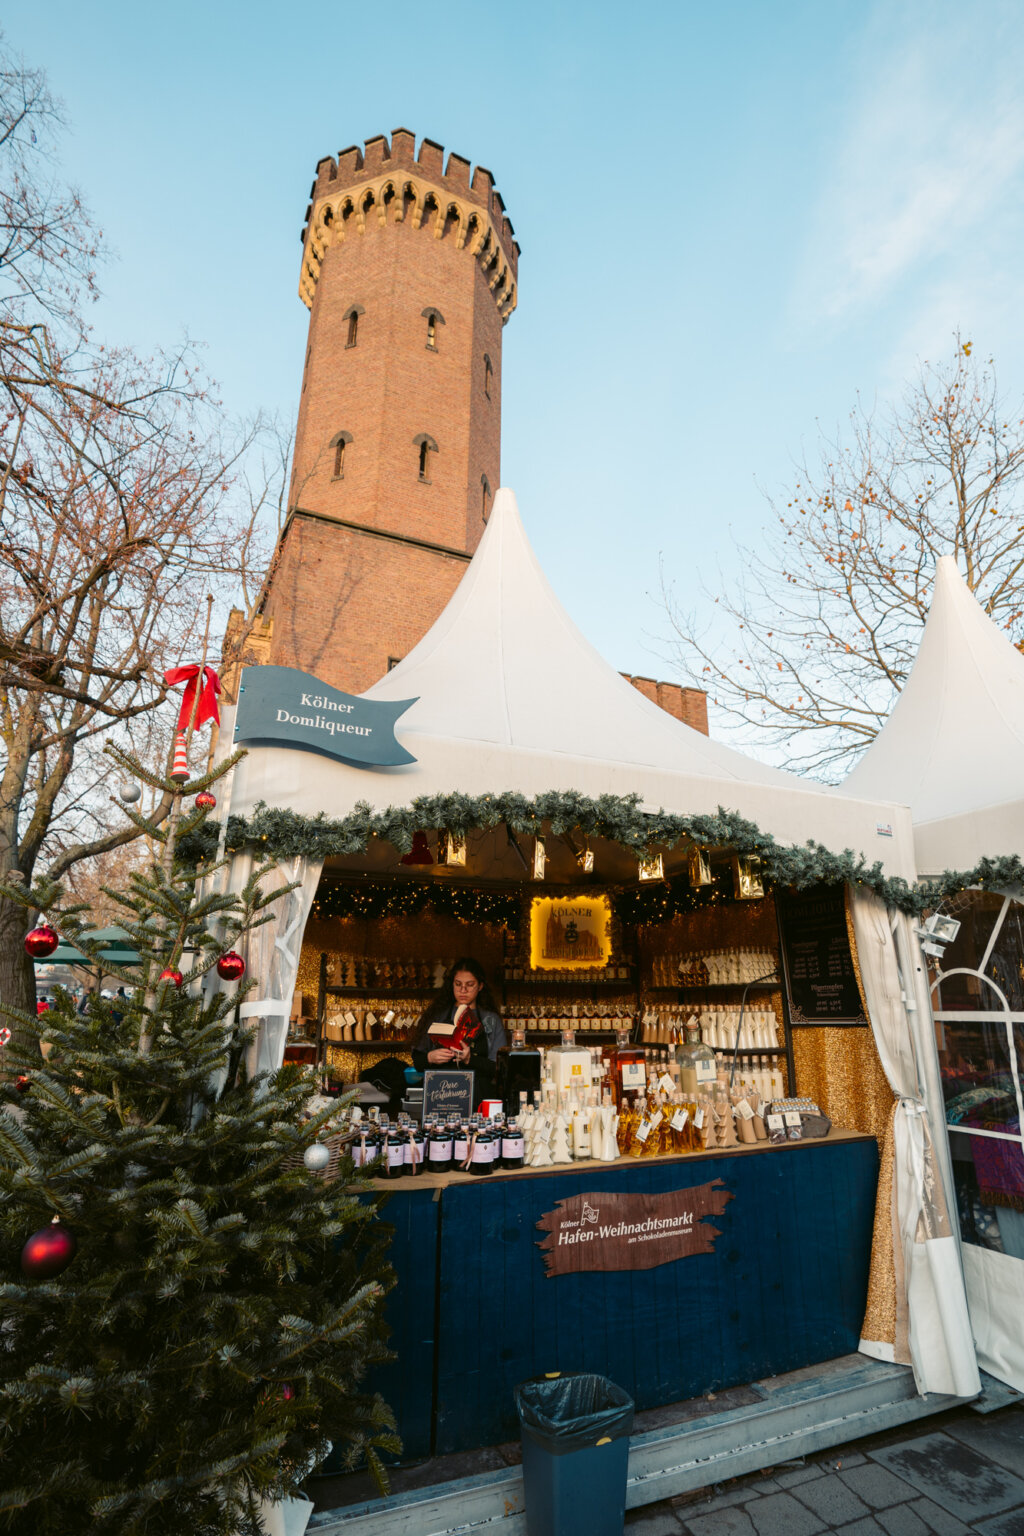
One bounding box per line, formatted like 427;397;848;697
230;489;915;875
843;556;1024;874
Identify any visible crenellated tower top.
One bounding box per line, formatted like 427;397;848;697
298;128;519;322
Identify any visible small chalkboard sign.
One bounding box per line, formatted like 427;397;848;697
422;1069;476;1120
778;883;867;1027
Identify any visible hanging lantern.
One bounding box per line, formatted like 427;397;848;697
532;836;546;881
170;732;190;782
437;832;466;867
732;855;764;900
24;923;58;959
195;790;217;811
158;967;184;988
216;951;246;981
688;847;712;887
400;831;433;866
581;842;595;874
638;852;664;882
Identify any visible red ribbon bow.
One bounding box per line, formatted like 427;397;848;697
164;665;221;731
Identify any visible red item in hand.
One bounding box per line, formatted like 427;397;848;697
450;1004;481;1054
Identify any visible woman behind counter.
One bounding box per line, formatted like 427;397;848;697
411;958;507;1095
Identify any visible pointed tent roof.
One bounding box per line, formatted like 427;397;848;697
364;489;793;787
844;556;1024;821
228;488;916;876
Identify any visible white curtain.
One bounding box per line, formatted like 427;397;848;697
850;889;979;1397
238;854;323;1077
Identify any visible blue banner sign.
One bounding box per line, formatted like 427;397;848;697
233;666;417;767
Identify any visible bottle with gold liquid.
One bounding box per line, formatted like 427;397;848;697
675;1020;717;1098
607;1029;647;1109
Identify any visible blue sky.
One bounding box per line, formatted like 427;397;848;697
8;0;1024;709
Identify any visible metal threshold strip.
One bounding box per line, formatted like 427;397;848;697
307;1354;969;1536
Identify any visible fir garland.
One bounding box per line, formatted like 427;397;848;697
181;791;1024;917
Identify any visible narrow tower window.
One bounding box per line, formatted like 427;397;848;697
413;433;438;483
330;430;352;480
483;354;493;398
343;304;365;348
421;306;445;351
481;474;491;522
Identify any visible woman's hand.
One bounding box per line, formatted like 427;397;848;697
428;1047;456;1064
457;1043;471;1064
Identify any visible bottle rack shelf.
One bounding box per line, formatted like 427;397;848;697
324;1038;414;1050
648;981;780;992
503;977;634;989
325;985;430;998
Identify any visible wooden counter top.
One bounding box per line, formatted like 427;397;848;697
368;1126;874;1191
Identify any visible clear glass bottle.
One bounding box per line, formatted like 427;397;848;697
675;1020;717;1097
547;1028;593;1095
607;1029;646;1108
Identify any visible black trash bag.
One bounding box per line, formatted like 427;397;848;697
515;1373;634;1455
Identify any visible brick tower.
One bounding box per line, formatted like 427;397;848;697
259;129;519;695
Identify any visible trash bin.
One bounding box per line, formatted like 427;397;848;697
514;1372;634;1536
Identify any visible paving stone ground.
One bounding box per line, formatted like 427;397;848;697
623;1402;1024;1536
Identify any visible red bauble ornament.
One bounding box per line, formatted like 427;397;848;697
216;951;245;981
24;923;58;959
279;1383;295;1401
159;967;183;988
21;1221;77;1279
195;791;216;810
15;1074;30;1093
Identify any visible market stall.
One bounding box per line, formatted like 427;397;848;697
845;555;1024;1394
209;491;978;1468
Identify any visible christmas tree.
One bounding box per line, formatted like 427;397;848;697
0;736;398;1535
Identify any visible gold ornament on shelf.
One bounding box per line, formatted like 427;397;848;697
638;852;664;882
532;836;547;881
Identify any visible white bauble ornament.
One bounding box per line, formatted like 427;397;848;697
303;1143;331;1172
118;782;142;803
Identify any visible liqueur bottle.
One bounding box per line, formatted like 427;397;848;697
608;1029;647;1108
500;1117;525;1170
548;1029;593;1095
426;1121;454;1173
676;1021;717;1097
496;1027;542;1114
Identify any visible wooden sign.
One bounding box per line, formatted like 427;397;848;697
777;884;867;1027
422;1069;475;1121
536;1180;733;1276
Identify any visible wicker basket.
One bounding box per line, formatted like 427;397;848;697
284;1130;354;1182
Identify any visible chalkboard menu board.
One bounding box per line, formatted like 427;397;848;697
778;884;867;1026
422;1069;476;1120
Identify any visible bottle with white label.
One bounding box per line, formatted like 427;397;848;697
548;1029;593;1095
675;1022;718;1097
608;1029;646;1108
500;1117;525;1170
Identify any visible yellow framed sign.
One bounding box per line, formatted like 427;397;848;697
529;895;612;972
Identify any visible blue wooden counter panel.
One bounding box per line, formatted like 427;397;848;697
365;1185;439;1462
432;1136;878;1454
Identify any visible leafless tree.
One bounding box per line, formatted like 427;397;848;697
0;40;269;1018
664;340;1024;779
0;318;256;1014
0;30;99;325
